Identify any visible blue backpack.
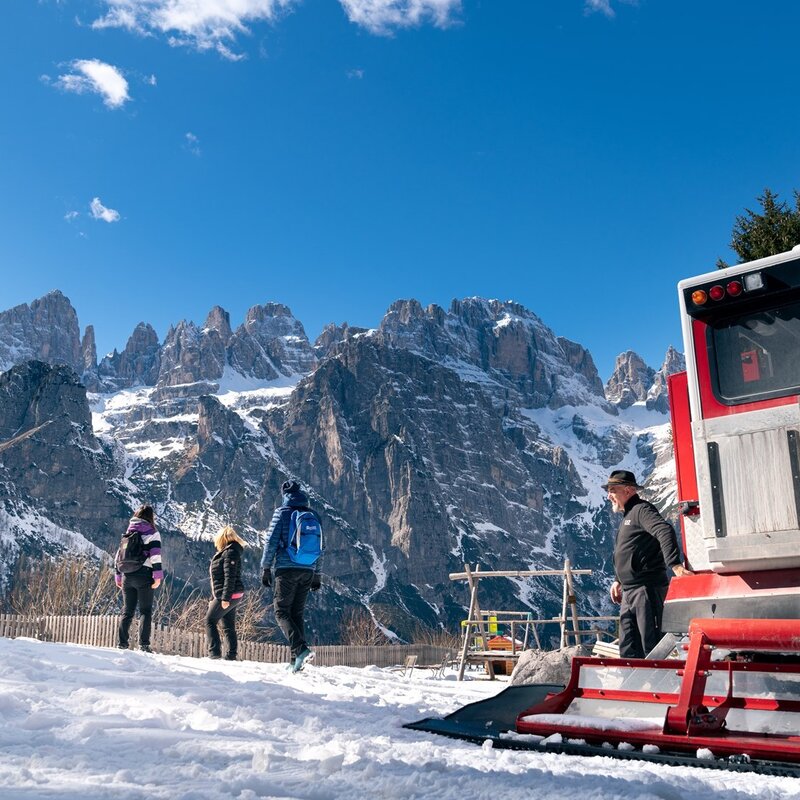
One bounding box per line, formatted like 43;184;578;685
286;510;323;565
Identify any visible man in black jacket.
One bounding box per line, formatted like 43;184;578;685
604;470;692;658
260;480;323;672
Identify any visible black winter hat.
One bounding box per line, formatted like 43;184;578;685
282;480;301;494
601;470;643;490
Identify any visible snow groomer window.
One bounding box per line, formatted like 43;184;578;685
711;300;800;403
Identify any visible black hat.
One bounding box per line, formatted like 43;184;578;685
601;470;642;491
282;480;301;494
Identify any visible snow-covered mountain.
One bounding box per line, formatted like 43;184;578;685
0;291;683;642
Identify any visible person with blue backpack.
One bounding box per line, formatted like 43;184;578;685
260;480;323;672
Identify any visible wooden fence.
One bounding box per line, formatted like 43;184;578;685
0;614;450;669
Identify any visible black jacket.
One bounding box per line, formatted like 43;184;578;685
613;496;681;589
210;542;245;601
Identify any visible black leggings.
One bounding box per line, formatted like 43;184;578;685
118;569;154;647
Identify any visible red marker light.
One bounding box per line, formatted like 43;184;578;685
709;285;725;301
727;280;743;297
691;290;708;305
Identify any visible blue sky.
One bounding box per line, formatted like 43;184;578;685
2;1;799;379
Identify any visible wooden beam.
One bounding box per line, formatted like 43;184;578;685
449;569;592;580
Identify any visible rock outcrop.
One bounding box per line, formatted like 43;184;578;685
0;291;82;374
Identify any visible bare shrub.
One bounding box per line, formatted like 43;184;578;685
5;554;268;643
156;584;266;641
339;606;391;646
411;623;461;650
7;554;117;616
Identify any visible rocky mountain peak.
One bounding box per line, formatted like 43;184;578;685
203;306;232;342
159;319;224;388
228;302;316;379
605;351;656;409
0;290;82;374
384;298;428;325
646;346;687;413
93;322;163;392
380;296;608;410
314;322;370;360
81;326;97;372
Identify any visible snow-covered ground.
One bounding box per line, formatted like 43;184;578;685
1;638;797;799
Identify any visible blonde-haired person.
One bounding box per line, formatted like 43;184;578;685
206;526;246;660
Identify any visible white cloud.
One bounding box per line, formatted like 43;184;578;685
90;197;121;223
584;0;637;18
64;210;80;221
585;0;614;15
91;0;461;53
347;68;364;79
339;0;461;34
185;132;202;156
56;59;130;108
92;0;297;58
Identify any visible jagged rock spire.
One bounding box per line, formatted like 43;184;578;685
605;351;655;409
647;346;687;413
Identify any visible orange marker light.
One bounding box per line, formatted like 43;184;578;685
691;289;708;305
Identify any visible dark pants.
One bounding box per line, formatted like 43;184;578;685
619;583;668;659
206;597;241;659
118;569;154;647
273;569;313;659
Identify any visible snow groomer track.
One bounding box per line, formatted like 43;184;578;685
406;683;800;778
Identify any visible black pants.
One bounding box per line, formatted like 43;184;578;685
206;597;241;659
118;569;154;647
619;583;668;659
273;569;313;659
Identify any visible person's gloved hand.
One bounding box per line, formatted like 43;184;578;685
261;568;272;588
311;574;321;591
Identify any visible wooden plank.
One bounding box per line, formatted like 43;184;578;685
450;569;593;580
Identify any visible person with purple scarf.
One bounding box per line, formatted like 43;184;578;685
115;504;163;652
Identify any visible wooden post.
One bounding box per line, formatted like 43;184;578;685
559;563;568;648
457;563;478;681
564;559;581;646
471;565;496;680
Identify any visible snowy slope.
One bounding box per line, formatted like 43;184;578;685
0;637;793;800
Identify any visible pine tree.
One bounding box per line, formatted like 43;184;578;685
717;188;800;268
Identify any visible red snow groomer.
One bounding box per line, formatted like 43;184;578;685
517;248;800;768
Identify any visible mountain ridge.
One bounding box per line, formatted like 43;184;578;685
0;289;683;641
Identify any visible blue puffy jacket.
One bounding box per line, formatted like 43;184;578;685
260;488;323;574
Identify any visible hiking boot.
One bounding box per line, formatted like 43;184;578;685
117;644;128;650
139;645;152;653
292;648;315;673
208;654;221;660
